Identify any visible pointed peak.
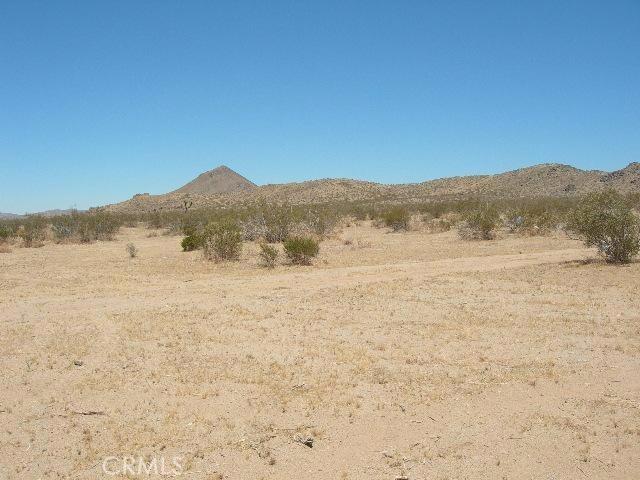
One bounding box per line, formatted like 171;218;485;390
170;165;256;195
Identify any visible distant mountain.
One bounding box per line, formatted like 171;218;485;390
103;162;640;213
170;165;256;195
38;209;81;217
0;209;82;219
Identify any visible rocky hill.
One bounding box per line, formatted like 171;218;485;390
170;165;256;195
104;162;639;213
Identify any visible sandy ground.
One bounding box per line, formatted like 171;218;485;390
0;224;639;479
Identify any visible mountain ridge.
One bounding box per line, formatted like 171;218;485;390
103;162;639;213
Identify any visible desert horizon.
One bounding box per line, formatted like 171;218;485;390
2;2;639;479
2;160;639;217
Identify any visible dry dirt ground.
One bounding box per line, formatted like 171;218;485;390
0;224;638;479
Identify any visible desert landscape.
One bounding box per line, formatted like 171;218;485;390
1;215;639;479
2;3;639;478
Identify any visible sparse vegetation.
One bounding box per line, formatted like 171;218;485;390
382;207;410;232
283;236;319;265
48;211;121;244
0;223;13;243
263;207;294;243
181;233;203;252
504;205;557;235
258;243;279;268
567;190;639;263
17;216;47;247
458;203;500;240
424;216;453;233
202;219;243;262
305;209;337;237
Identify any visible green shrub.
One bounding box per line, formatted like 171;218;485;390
181;234;203;252
283;236;319;265
459;204;500;240
259;243;279;268
202;219;243;262
18;216;48;247
73;212;120;243
92;213;120;240
180;215;200;237
0;223;14;243
567;190;639;263
382;207;410;232
505;206;557;235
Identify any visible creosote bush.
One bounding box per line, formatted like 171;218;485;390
425;217;452;233
181;234;203;252
567;190;639;263
458;203;500;240
0;224;13;243
263;207;294;243
202;219;243;262
504;206;556;235
50;211;120;244
382;207;410;232
283;236;319;265
18;216;48;247
259;243;279;268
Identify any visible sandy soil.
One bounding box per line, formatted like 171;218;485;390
0;224;638;479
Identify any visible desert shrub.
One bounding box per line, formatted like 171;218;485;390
259;243;279;268
147;211;164;229
382;207;410;232
51;211;121;243
305;210;337;237
458;203;500;240
237;206;291;242
0;223;14;243
350;205;374;221
51;216;76;243
126;243;138;258
425;217;452;233
504;206;557;235
283;236;319;265
163;222;183;236
92;213;120;240
180;214;201;236
504;210;525;233
181;234;203;252
264;208;294;243
240;213;267;241
567;190;640;263
18;216;47;247
202;219;243;262
75;212;120;243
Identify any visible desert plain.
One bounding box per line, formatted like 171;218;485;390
0;223;638;479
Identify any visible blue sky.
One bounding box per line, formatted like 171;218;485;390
1;1;639;213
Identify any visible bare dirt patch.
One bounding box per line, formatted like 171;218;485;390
0;226;638;479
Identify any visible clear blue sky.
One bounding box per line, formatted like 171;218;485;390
1;1;639;213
